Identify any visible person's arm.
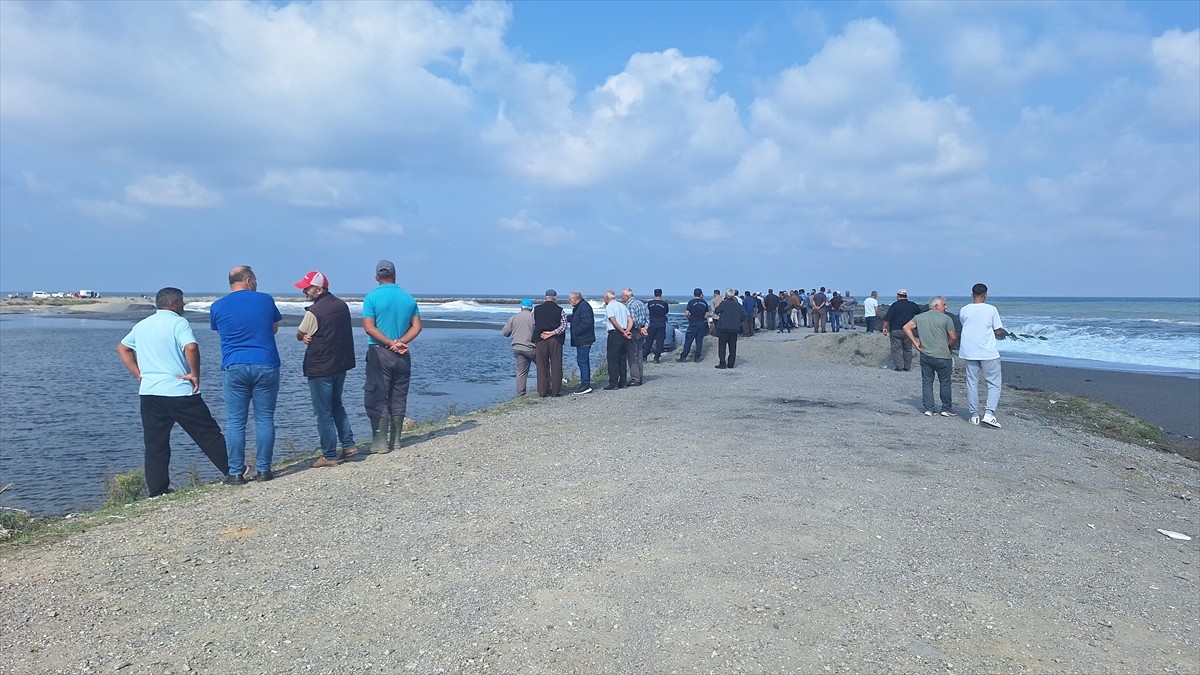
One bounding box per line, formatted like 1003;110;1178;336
501;315;515;337
552;312;568;336
948;329;959;350
903;319;920;351
608;310;623;332
395;316;422;354
117;343;141;382
296;311;318;344
180;342;201;393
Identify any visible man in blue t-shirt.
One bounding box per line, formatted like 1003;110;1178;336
678;288;709;363
210;265;282;482
362;259;422;453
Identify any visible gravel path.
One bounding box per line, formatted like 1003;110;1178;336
3;331;1197;674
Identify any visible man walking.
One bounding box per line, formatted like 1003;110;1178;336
502;299;537;397
567;291;595;394
118;287;232;496
643;289;670;363
863;291;880;333
603;290;633;390
959;283;1007;428
622;287;648;386
294;271;357;468
903;296;958;417
532;289;567;397
678;288;709;363
210;265;281;482
713;289;743;369
882;289;921;371
362;259;422;453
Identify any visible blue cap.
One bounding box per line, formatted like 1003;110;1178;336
521;298;533;308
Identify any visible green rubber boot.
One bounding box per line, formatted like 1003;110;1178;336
388;415;405;452
369;417;390;454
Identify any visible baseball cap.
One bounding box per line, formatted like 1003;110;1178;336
376;259;396;275
544;289;557;297
521;298;533;308
294;271;328;289
897;288;908;296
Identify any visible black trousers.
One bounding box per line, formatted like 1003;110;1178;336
140;394;228;497
718;332;738;367
644;323;667;357
606;331;629;385
365;344;412;418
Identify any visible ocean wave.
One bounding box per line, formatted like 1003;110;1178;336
1000;321;1199;372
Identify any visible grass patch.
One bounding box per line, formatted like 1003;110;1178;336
1018;391;1171;451
104;468;145;507
837;335;850;345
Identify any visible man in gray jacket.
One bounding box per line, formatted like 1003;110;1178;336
501;299;537;396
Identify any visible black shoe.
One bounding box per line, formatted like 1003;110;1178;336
222;475;250;486
715;364;726;369
677;355;687;362
575;386;592;395
693;356;701;362
604;384;619;390
653;356;660;363
148;488;175;498
257;470;275;482
630;381;642;386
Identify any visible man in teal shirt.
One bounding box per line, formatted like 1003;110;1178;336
903;296;959;417
362;259;422;453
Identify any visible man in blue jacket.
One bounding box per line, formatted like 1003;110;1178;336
567;291;595;394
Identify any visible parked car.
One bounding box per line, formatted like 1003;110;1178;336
31;291;51;299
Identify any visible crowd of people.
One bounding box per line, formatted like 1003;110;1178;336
116;265;1006;498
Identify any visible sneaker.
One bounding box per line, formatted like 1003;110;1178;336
969;415;980;426
677;355;688;362
981;413;1002;428
312;456;341;468
575;385;592;395
923;410;933;416
222;475;250;486
939;411;954;417
693;356;701;363
715;364;727;369
257;470;275;482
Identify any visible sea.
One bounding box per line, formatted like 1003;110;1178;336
1;295;1196;516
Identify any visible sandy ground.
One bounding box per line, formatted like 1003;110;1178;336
1;330;1197;674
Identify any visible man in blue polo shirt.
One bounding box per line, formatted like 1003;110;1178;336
210;265;282;482
362;259;422;453
118;287;230;496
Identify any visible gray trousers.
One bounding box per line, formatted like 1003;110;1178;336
965;358;1002;416
364;344;411;420
513;348;535;395
889;331;913;369
627;331;645;384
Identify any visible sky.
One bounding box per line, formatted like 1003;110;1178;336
1;0;1198;298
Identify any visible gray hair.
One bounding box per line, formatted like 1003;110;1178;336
603;289;616;301
725;288;737;298
568;290;582;301
621;287;634;298
928;295;946;309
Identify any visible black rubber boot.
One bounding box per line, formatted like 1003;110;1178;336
388;415;405;452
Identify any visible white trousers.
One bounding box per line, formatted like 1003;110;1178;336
964;358;1002;416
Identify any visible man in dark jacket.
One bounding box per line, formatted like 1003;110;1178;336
567;291;595;394
533;289;567;397
881;288;922;371
713;289;744;369
643;289;670;363
764;290;779;331
294;271;357;467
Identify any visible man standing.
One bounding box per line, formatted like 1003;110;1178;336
643;289;670;363
881;289;922;371
713;289;743;369
959;283;1007;428
118;287;232;496
362;259;422;453
742;291;756;336
532;289;567;397
294;271;357;468
622;287;648;386
863;291;880;333
764;289;779;331
210;265;281;482
603;290;633;390
777;290;793;332
842;291;858;331
501;299;537;397
904;296;958;417
829;292;844;332
810;287;828;333
678;288;709;363
567;291;595;394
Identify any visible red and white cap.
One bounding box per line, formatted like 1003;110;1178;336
294;271;329;289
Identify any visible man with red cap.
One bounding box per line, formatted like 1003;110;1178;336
295;271;358;467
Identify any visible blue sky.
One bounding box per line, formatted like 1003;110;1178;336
1;1;1197;297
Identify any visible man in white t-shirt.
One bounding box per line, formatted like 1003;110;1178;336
958;283;1008;428
863;291;880;332
603;290;633;390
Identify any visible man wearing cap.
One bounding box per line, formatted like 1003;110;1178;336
362;259;421;453
502;299;537;396
643;289;670;363
621;287;649;386
294;271;357;468
117;287;231;496
567;291;595;394
882;289;922;371
210;265;282;482
532;289;567;397
678;288;709;363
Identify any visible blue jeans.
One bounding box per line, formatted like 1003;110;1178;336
681;322;706;359
830;311;841;332
920;354;954;412
308;371;355;460
222;364;280;475
575;345;592;387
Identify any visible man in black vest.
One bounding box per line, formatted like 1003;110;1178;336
533;289;567;397
294;271;358;467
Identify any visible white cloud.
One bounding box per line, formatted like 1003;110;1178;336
670;218;729;242
1148;28;1200;130
21;170;57;196
498;209;575;246
72;199;143;223
340;216;404;236
125;173;220;207
257;169;360;208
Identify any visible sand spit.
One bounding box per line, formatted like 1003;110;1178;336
1;331;1197;674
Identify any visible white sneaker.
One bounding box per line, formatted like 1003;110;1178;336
969;415;980;426
923;410;934;416
982;413;1001;428
939;411;954;417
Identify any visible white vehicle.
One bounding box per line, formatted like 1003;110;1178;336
31;291;51;299
51;292;66;298
79;289;100;298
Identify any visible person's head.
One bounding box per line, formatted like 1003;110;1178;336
871;290;878;298
653;288;663;298
743;290;751;298
621;287;634;302
544;289;558;303
567;290;582;306
155;287;185;314
293;271;329;301
819;287;825;293
603;289;616;304
375;259;396;283
520;298;533;310
229;265;256;291
896;288;908;300
768;288;774;294
833;291;840;297
695;288;705;298
972;283;988;299
725;288;737;298
928;295;947;312
844;290;851;296
713;289;720;296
